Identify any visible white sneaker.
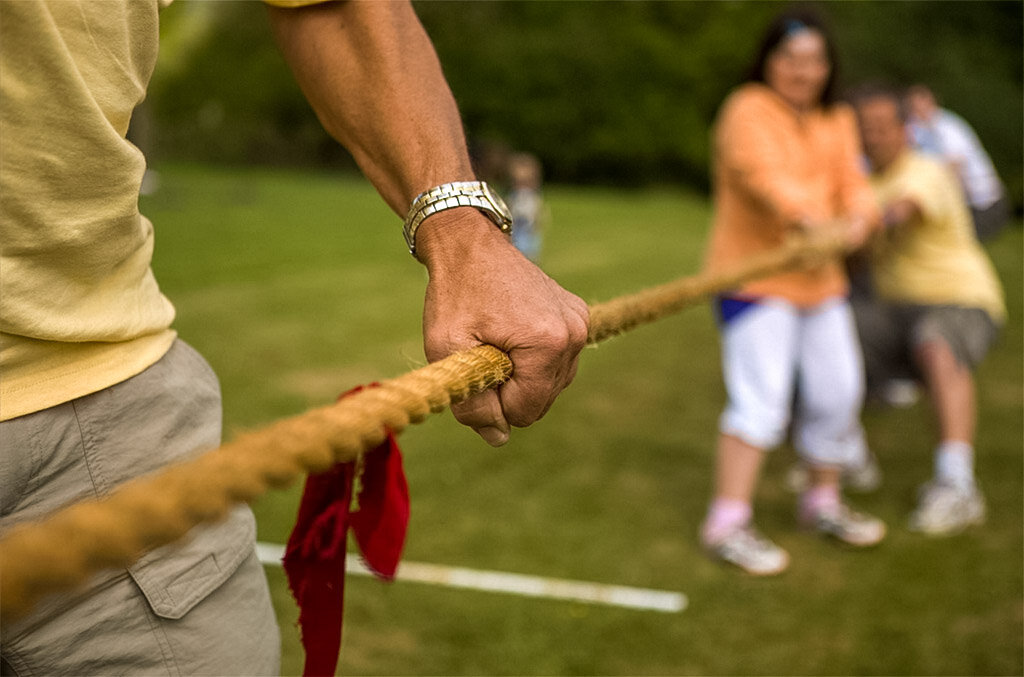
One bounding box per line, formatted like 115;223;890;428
881;378;921;407
908;481;986;536
844;454;882;493
801;503;886;547
704;525;790;576
785;463;811;493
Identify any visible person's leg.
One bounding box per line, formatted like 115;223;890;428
908;339;984;534
915;338;975;448
784;289;884;494
914;307;999;486
711;300;800;509
802;465;842;517
907;307;998;534
713;433;767;503
794;300;885;546
0;340;279;676
703;433;764;544
849;286;907;402
702;301;798;574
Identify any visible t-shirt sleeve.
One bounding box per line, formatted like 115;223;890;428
935;114;978;164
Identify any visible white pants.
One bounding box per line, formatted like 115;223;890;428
719;298;868;467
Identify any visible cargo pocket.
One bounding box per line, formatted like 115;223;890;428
127;504;256;620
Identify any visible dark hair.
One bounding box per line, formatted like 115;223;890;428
907;83;939;105
847;81;909;123
746;7;840;107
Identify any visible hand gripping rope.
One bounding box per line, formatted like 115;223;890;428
0;231;848;622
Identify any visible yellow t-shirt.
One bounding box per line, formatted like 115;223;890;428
0;0;338;421
869;150;1005;322
0;1;177;420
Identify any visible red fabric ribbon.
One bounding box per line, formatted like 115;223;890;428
283;386;410;676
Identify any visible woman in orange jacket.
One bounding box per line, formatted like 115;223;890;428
699;9;884;575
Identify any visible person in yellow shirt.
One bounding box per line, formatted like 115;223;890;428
0;1;588;674
698;9;885;577
852;85;1004;536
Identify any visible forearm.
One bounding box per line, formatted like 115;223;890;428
882;197;922;229
267;0;474;217
268;1;589;446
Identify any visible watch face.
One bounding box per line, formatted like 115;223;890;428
482;183;513;227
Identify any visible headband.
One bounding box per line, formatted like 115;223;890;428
783;19;812;38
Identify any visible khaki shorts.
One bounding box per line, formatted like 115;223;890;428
0;340;280;676
853;301;1000;390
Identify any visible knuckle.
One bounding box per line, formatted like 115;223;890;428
568;312;590;349
533;312;585;352
541;322;573;349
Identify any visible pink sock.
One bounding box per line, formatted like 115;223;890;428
702;498;752;545
801;484;840;519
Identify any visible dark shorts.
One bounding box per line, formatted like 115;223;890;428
971;194;1010;242
852;300;1000;390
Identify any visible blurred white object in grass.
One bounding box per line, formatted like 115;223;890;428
256;542;686;613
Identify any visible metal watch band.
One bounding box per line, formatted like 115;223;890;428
402;181;512;257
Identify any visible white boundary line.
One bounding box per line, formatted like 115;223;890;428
256;542;686;614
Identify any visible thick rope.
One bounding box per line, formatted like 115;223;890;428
0;232;847;622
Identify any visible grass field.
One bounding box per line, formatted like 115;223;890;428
144;162;1022;676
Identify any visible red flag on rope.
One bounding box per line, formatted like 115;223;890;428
283;385;410;677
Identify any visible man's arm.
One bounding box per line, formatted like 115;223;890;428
267;1;588;446
882;197;923;230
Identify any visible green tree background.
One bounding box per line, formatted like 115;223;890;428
146;0;1023;206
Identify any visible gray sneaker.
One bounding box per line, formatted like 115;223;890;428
801;503;886;546
785;455;882;495
704;525;790;576
908;481;986;536
844;454;882;493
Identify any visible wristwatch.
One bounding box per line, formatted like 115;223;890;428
402;181;513;257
